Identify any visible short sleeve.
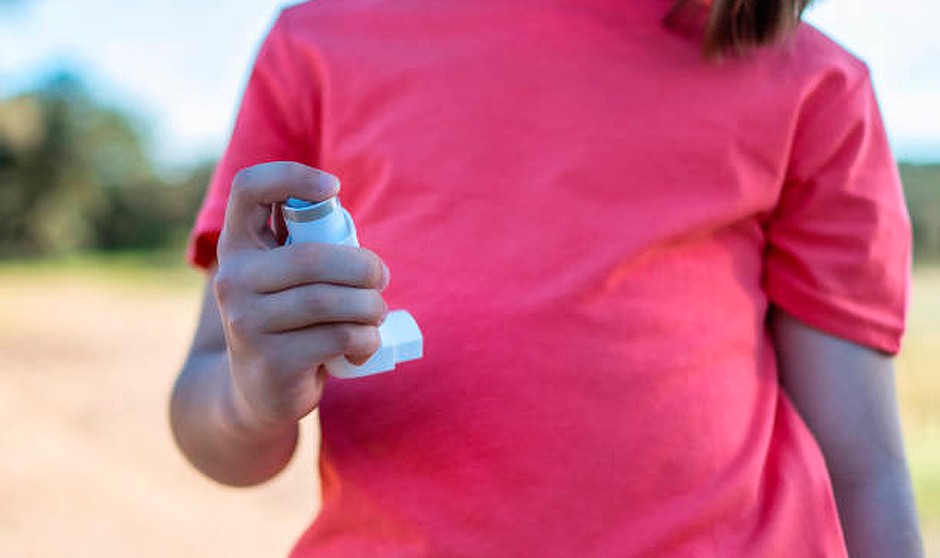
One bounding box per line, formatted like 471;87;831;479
187;11;319;269
764;69;912;354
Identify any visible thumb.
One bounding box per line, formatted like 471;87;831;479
219;162;340;254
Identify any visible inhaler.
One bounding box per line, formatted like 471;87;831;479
281;196;423;379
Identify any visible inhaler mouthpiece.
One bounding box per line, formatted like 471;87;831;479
282;196;423;379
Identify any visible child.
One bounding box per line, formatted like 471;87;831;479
170;0;924;555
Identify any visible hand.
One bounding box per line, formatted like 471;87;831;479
214;162;388;435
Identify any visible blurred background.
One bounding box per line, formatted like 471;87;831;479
0;0;937;555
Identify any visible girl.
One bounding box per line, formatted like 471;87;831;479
170;0;924;555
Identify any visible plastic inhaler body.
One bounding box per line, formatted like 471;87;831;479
282;197;423;379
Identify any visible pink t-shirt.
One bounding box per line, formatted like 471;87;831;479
189;1;911;556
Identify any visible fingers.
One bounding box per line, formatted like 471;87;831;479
256;323;382;372
243;283;388;333
219;162;340;254
233;243;389;293
226;323;378;425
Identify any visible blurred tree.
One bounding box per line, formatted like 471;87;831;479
0;72;153;255
900;164;940;263
92;161;211;252
0;70;210;257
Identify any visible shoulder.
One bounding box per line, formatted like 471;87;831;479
764;23;873;102
272;0;366;37
271;0;430;49
276;0;420;28
278;0;356;21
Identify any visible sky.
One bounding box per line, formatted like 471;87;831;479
0;0;938;168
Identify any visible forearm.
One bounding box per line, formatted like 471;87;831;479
830;464;923;558
169;349;299;487
771;308;924;557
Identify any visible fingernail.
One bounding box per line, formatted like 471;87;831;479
380;262;391;290
316;171;341;195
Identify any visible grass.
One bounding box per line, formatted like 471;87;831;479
0;256;316;557
897;266;940;530
0;249;202;290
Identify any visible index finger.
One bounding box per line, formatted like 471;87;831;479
220;162;340;254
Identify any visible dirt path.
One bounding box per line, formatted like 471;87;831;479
0;269;318;557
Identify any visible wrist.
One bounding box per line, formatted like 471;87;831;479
219;368;298;447
832;468;924;558
171;349;299;486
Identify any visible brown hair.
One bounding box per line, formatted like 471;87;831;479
668;0;813;57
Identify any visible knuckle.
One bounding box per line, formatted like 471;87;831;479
359;326;382;355
333;324;358;351
302;285;335;318
367;292;389;323
225;310;255;339
360;250;385;287
334;325;380;365
212;270;237;304
286;161;309;183
231;166;256;193
343;325;379;356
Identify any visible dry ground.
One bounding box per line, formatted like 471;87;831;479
0;263;317;557
0;261;937;556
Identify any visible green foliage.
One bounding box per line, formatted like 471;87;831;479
0;71;210;257
91;164;212;251
0;74;103;254
900;164;940;263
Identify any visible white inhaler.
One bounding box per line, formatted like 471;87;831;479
281;196;423;379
